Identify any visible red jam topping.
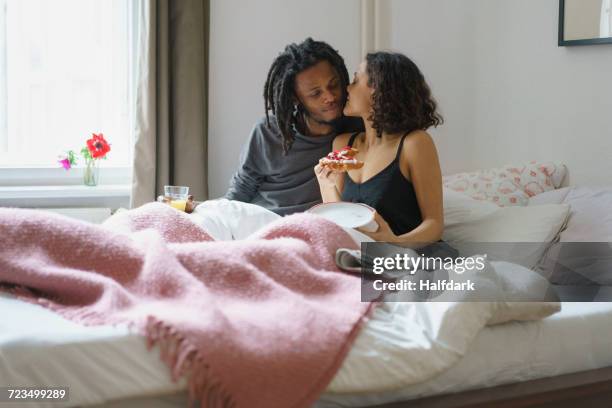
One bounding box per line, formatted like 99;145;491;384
326;146;354;161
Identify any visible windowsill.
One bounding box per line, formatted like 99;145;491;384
0;184;131;209
0;166;132;209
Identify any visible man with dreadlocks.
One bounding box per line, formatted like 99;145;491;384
225;38;363;215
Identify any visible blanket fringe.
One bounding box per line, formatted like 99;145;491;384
145;316;236;408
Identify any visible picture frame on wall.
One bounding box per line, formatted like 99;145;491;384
559;0;612;46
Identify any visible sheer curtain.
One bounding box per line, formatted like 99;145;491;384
131;0;209;207
0;0;136;169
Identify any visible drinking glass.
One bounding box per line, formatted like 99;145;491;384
164;185;190;211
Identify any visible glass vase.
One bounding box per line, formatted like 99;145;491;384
83;160;100;186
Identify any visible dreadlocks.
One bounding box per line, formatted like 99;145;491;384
263;38;349;154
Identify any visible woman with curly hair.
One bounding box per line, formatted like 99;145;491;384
315;52;446;246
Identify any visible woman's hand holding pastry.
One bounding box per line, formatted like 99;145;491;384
314;162;343;189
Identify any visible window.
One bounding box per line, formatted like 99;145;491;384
0;0;137;170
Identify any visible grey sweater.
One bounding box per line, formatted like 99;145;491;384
225;115;362;215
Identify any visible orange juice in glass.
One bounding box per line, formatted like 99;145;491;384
164;185;189;211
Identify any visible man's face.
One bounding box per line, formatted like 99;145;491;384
294;60;343;124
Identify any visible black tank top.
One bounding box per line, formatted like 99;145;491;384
341;132;422;236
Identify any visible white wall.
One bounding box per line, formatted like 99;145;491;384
209;0;612;192
467;0;612;185
382;0;612;185
208;0;362;198
380;0;479;176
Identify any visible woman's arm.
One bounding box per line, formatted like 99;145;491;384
314;133;352;203
359;131;444;245
397;131;444;243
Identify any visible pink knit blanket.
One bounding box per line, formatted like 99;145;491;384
0;203;372;408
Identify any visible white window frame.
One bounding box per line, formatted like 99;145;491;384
0;166;132;209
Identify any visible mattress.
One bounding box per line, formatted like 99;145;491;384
2;294;612;408
0;293;184;407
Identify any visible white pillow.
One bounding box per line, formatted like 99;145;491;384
537;187;612;285
443;204;570;269
528;187;571;206
490;301;561;326
487;261;561;325
190;199;281;240
443;187;499;226
443;204;570;242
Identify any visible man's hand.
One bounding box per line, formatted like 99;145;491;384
157;195;197;213
185;195;196;213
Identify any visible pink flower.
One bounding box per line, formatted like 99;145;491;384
58;158;72;170
57;150;77;170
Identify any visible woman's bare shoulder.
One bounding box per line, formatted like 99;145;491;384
402;130;436;154
400;130;440;175
333;132;356;150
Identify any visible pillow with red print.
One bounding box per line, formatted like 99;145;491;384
443;162;567;207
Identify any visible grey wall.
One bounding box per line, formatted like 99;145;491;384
385;0;612;185
209;0;612;196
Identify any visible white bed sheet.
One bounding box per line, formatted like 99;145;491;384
318;301;612;407
1;294;611;408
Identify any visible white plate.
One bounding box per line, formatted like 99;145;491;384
307;202;378;231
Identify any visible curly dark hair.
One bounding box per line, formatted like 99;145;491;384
365;52;443;137
263;38;350;154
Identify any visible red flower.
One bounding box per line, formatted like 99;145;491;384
86;133;111;159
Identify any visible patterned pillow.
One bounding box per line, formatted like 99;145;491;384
443;162;567;207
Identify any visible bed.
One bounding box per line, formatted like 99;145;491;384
1;297;611;408
2;162;612;408
318;302;612;407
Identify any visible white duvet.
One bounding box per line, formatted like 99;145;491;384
0;200;561;406
190;199;561;393
330;268;559;393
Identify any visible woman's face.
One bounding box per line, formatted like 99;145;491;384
343;61;373;117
